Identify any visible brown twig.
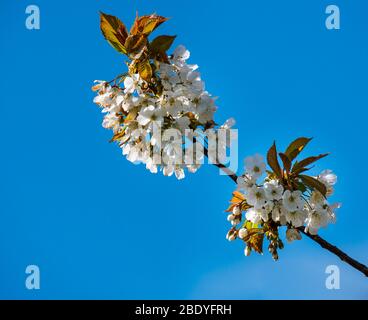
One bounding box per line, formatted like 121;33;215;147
298;228;368;277
202;146;238;183
203;146;368;277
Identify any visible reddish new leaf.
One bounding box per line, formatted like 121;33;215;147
299;174;327;196
279;152;292;173
100;12;128;54
267;142;282;179
130;14;168;36
292;153;329;174
285;137;312;161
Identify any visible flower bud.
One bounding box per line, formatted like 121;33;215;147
272;251;279;261
226;229;237;241
238;228;248;239
232;206;241;215
286;228;302;243
244;245;251;256
231;216;241;226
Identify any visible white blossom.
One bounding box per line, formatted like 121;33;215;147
246;208;267;224
237;174;256;193
304;208;329;235
123;74;140;94
173;45;190;62
285;209;306;228
93;45;226;180
271;201;287;225
245;187;268;210
318;169;337;195
244;154;266;179
93;89;113;107
318;169;337;186
220;117;236;130
282;190;304;212
264;180;284;201
137;105;164;127
328;202;341;223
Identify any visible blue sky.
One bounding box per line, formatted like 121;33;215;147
0;0;367;299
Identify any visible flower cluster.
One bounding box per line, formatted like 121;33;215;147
93;13;233;179
226;138;341;260
93;12;343;264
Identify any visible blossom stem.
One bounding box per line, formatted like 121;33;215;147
107;72;127;84
203;146;368;277
202;146;238;183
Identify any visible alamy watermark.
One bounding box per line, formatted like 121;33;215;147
25;5;40;30
325;5;340;30
325;265;340;289
25;265;40;290
137;125;239;175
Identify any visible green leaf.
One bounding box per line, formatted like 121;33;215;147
245;221;258;230
292;153;329;174
130;14;168;36
299;174;327;196
150;35;176;53
137;59;152;81
100;12;128;54
125;34;147;55
291;164;309;176
285;137;312;161
296;181;307;193
267;142;282;179
149;35;176;63
124;108;139;124
110;128;126;142
248;233;264;254
241;228;263;242
279;152;291;173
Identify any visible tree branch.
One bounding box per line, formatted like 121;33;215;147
202;146;238;183
297;228;368;277
203;146;368;277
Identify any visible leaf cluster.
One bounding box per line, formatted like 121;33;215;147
267;137;329;196
100;12;176;84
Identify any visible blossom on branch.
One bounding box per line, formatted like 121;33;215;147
91;12;353;270
93;12;232;179
225;138;341;260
